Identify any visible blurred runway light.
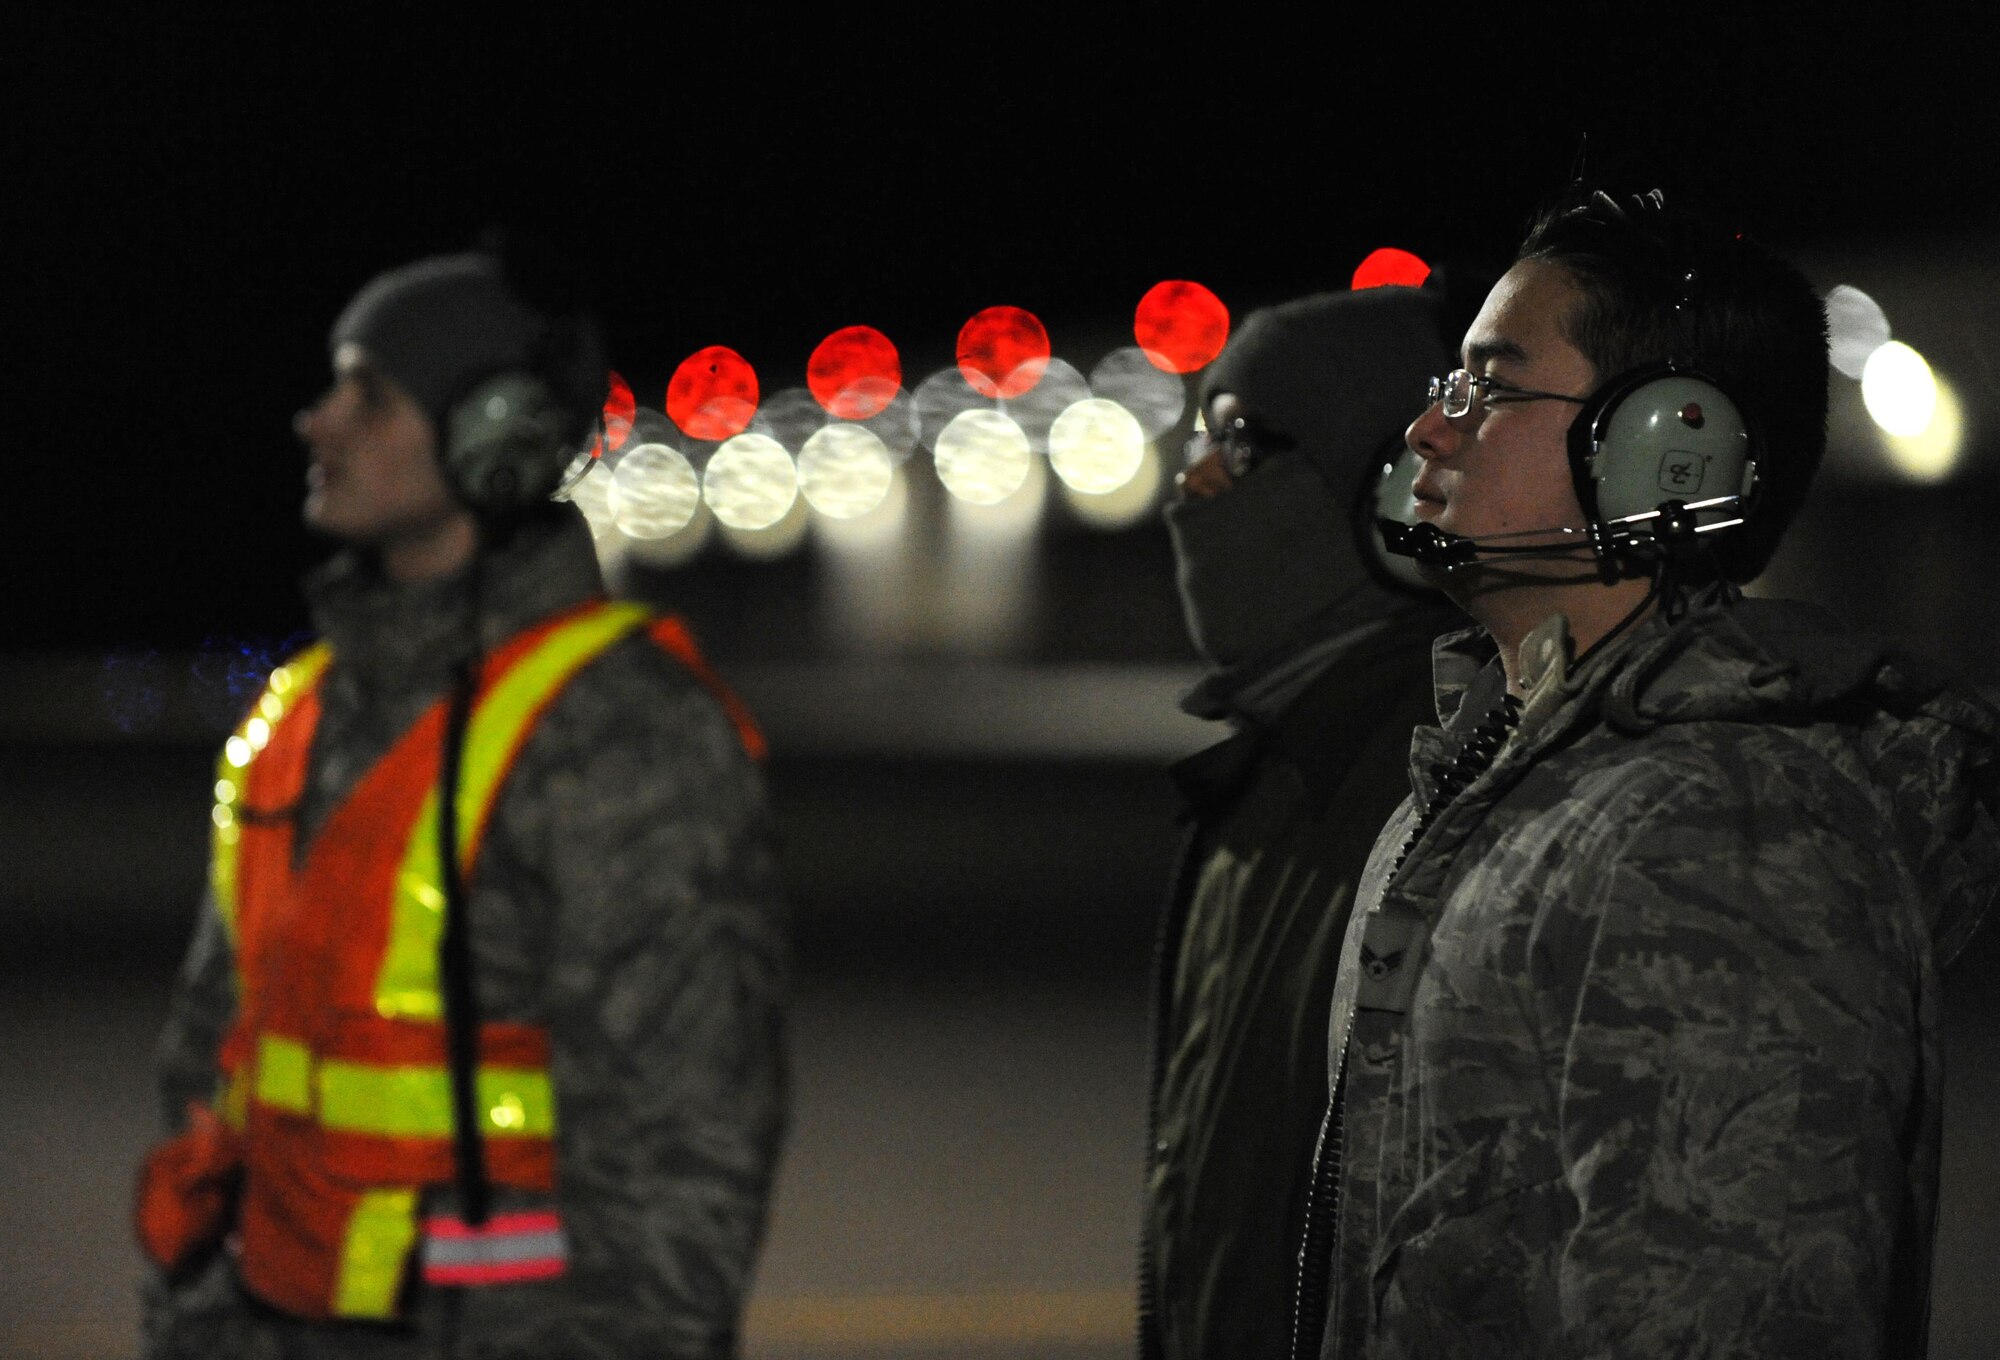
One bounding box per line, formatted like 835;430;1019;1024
956;305;1051;399
914;365;989;450
704;432;799;529
816;461;910;552
814;466;912;654
721;484;811;559
562;455;616;544
753;386;831;451
933;408;1032;504
1049;397;1145;494
1825;284;1892;380
949;436;1048;537
1001;357;1091;454
609;442;702;538
1061;438;1163;529
941;451;1046;653
554;448;601;503
1861;340;1939;437
808;325;902;419
1133;280;1229;374
1351;247;1432;289
667;345;760;440
624;498;714;568
1089;347;1185;439
798;423;895;519
855;385;921;462
1882;378;1964;482
598;370;637;456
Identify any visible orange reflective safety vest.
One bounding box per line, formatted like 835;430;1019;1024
201;600;762;1320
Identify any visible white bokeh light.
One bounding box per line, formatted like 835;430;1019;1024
609;443;701;539
751;386;828;451
1089;346;1185;438
999;357;1090;452
933;409;1032;505
1861;341;1939;437
1824;284;1892;381
703;432;799;530
623;500;713;568
720;487;811;559
914;367;988;450
852;386;921;462
816;463;909;554
1881;379;1964;483
798;423;894;519
563;457;615;533
1062;440;1163;529
1048;398;1145;494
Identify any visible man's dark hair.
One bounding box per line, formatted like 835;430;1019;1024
1517;187;1829;583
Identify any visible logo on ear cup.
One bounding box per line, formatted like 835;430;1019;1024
1570;365;1755;535
1656;450;1711;496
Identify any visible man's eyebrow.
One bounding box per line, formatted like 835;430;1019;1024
1465;338;1528;368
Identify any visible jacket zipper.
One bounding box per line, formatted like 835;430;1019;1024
1290;1033;1349;1360
1290;695;1521;1358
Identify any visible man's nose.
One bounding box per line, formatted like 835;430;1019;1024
294;394;333;447
1405;400;1458;463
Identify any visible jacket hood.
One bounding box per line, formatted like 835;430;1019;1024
1454;589;2000;965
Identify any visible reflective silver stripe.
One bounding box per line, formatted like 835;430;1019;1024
421;1227;568;1268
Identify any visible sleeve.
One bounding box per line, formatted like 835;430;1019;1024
155;889;238;1132
141;889;241;1342
1547;766;1927;1359
476;643;789;1360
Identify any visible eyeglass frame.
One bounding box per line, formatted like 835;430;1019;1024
1182;414;1296;480
1428;368;1591;420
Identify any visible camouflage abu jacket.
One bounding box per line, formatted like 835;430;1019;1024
147;508;788;1360
1310;587;2000;1360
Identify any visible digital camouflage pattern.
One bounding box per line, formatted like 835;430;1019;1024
1313;587;2000;1360
146;509;788;1360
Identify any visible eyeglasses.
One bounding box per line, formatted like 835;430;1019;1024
1183;414;1295;480
1427;369;1590;420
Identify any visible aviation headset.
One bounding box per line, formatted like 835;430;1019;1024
330;251;601;525
438;367;577;520
1564;359;1760;569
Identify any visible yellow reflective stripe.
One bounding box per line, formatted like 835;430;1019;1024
255;1033;314;1113
374;603;650;1020
317;1061;554;1139
454;602;652;858
210;643;332;941
333;1187;419;1318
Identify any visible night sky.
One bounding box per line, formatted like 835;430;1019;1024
11;14;1994;650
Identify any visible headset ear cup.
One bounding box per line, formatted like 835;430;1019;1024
443;373;571;517
1568;364;1756;530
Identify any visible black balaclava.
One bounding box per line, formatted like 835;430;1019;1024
1163;285;1452;681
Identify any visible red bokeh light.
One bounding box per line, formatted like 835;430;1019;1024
808;326;902;419
1351;247;1432;290
666;346;759;441
596;370;636;458
956;306;1050;399
1134;281;1230;374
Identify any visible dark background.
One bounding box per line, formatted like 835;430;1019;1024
7;14;2000;1359
10;14;1996;653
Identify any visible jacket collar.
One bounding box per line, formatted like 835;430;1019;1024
303;507;604;690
